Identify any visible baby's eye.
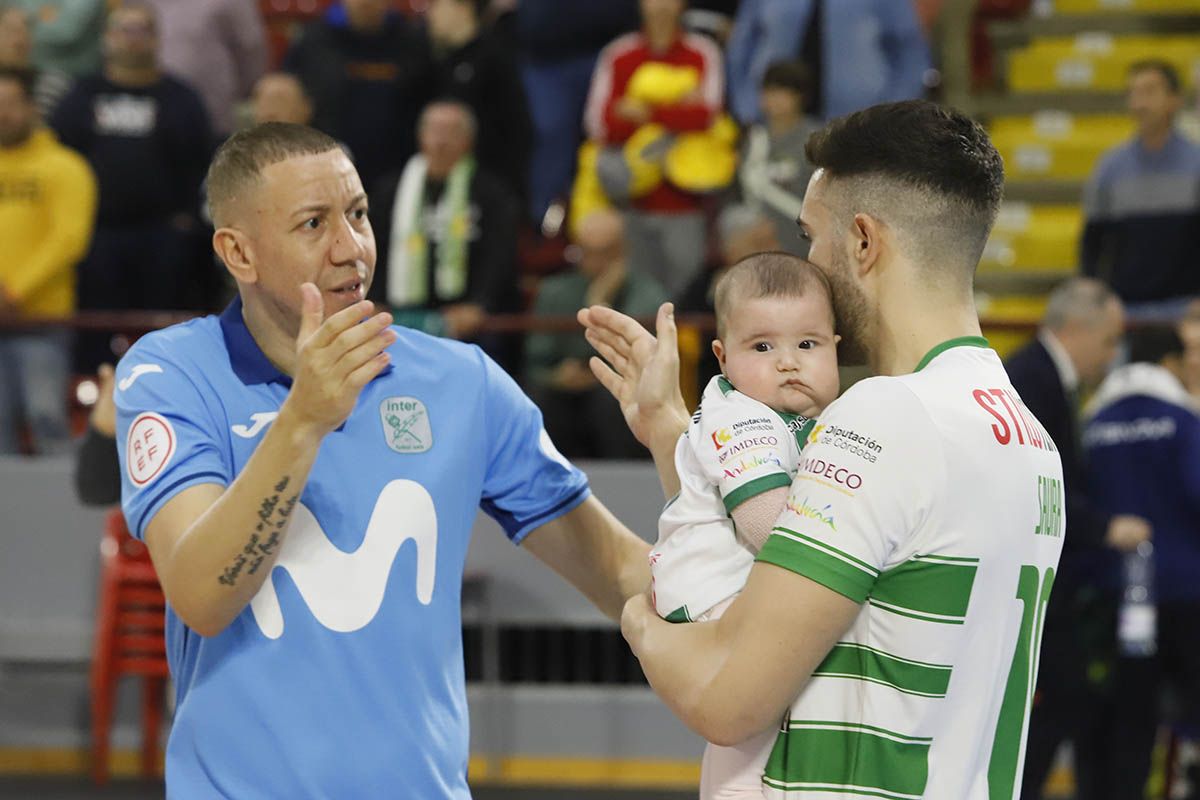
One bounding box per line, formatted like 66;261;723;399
799;340;817;350
754;342;772;352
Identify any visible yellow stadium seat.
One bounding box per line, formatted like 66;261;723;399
1054;0;1200;14
990;113;1133;179
978;294;1051;358
1008;34;1200;92
981;204;1084;273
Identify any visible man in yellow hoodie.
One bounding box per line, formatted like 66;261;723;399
0;66;96;454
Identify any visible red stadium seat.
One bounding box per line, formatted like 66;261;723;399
89;511;169;784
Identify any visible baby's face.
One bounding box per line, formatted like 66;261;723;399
716;294;840;417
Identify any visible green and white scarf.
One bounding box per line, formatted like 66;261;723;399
387;154;476;308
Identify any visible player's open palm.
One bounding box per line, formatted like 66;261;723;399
285;282;395;435
578;302;686;449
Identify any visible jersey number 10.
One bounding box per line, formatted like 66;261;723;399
988;564;1055;799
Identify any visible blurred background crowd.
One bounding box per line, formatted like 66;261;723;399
2;0;1200;797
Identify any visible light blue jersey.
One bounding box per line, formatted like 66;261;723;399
115;298;589;799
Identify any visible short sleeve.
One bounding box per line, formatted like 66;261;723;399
757;379;940;603
115;338;231;540
477;350;590;543
694;382;797;514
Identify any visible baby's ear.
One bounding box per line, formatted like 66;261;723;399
834;334;842;344
711;338;726;365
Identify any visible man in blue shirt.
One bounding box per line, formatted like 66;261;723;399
114;122;650;798
1082;326;1200;800
1081;60;1200;318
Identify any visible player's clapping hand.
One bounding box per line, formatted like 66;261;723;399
283;282;396;436
578;302;687;449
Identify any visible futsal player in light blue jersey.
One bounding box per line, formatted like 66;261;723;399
114;123;651;798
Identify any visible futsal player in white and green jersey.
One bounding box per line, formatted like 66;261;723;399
584;100;1065;800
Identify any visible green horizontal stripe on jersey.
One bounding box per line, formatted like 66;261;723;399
869;557;979;623
812;643;953;698
761;782;923;799
758;528;878;604
764;720;930;797
723;473;793;513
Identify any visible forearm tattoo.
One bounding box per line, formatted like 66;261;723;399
218;477;300;587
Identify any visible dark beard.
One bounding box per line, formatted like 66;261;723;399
826;254;870;367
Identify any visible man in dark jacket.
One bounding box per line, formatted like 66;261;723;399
1008;276;1151;799
1081;326;1200;800
51;3;213;369
426;0;532;208
284;0;431;191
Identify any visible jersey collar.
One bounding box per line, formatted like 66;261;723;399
219;296;395;386
914;336;990;373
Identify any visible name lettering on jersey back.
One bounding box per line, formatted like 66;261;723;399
973;388;1057;451
249;479;438;639
1035;475;1063;538
717;435;779;464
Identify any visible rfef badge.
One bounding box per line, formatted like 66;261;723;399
379;397;432;453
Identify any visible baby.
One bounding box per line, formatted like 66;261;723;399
650;250;840;799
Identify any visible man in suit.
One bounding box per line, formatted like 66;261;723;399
1009;276;1152;799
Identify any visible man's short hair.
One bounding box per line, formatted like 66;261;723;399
713;251;833;340
0;66;36;102
1042;276;1118;330
206;123;343;228
1128;59;1182;94
762;60;812;99
805;100;1005;281
1128;326;1184;366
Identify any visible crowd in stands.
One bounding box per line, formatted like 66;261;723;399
0;0;938;459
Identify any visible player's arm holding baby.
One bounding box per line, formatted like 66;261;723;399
580;301;859;745
136;285;395;637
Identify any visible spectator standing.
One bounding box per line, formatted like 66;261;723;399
0;6;71;117
1081;326;1200;800
1007;278;1152;800
7;0;105;78
726;0;930;124
737;60;822;254
148;0;267;137
0;66;96;455
51;3;213;370
369;100;520;369
525;209;664;458
284;0;431;192
1081;60;1200;317
517;0;638;224
583;0;725;298
426;0;532;208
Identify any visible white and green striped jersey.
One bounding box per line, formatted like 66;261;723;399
757;338;1065;800
653;375;814;622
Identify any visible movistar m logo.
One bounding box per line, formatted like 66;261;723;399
249;480;438;639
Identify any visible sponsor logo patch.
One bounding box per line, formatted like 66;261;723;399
380;397;432;453
786;495;837;532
